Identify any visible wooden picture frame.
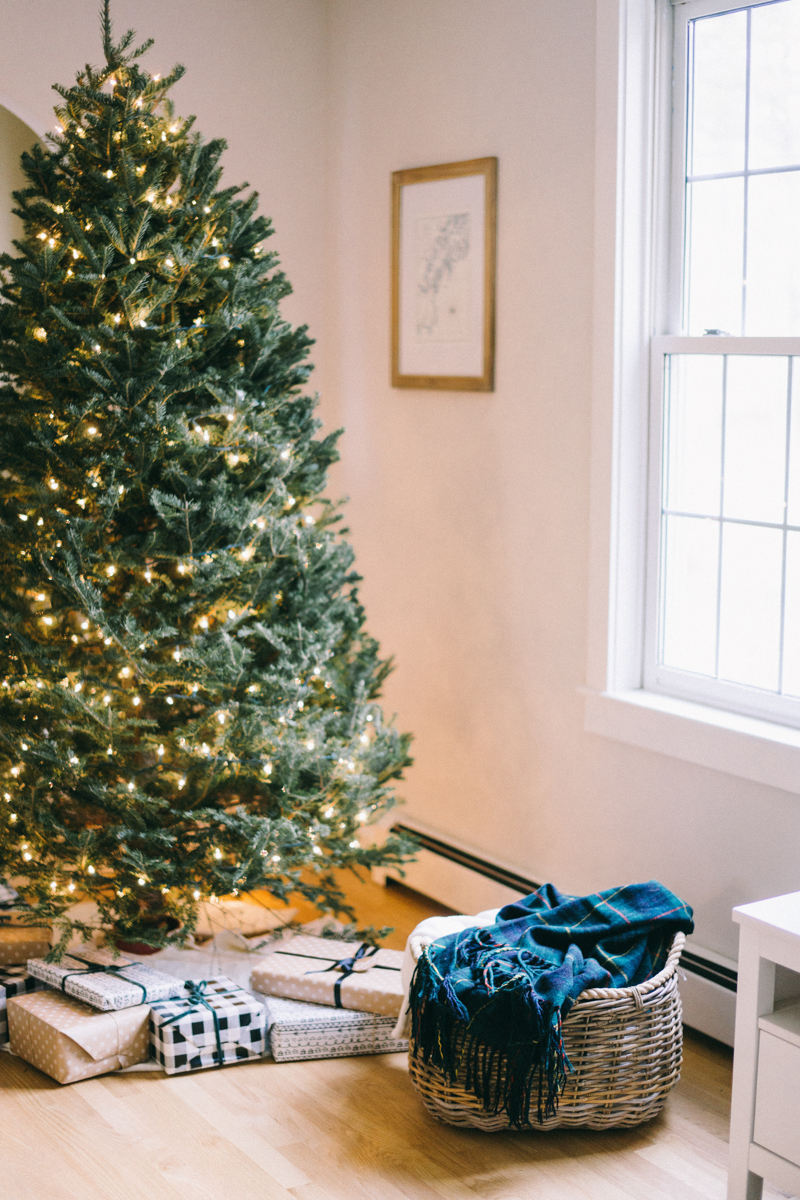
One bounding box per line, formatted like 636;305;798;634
391;157;497;392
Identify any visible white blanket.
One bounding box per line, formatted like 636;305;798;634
391;908;500;1039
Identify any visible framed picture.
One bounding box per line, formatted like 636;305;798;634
391;157;497;392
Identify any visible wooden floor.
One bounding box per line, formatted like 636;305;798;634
1;877;791;1200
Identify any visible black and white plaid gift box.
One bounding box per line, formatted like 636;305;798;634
262;995;409;1062
0;965;45;1043
149;977;267;1074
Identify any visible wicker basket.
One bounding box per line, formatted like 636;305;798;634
407;930;686;1131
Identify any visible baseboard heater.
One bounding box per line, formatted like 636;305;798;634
385;821;739;1046
390;822;541;894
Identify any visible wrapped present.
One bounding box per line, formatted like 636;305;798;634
0;913;51;966
27;946;182;1011
0;966;46;1044
0;881;20;908
150;977;266;1074
260;994;408;1062
250;935;404;1019
8;989;150;1084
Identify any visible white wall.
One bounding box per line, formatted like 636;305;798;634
323;0;800;962
3;0;799;963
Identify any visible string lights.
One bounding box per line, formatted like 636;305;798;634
0;6;413;954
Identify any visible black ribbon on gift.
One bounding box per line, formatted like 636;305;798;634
159;980;225;1068
305;942;379;1008
58;956;149;1005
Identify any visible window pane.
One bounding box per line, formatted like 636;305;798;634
685;177;744;336
723;356;788;525
665;355;723;516
689;10;747;177
717;522;783;690
661;514;719;675
787;360;800;527
746;170;800;335
782;530;800;695
749;0;800;171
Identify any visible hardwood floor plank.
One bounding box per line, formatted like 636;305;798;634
0;882;764;1200
161;1073;310;1189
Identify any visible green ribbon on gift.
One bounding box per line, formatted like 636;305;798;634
57;955;149;1004
158;980;225;1068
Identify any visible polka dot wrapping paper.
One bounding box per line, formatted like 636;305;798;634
0;966;46;1044
0;914;51;966
27;946;183;1011
260;994;408;1062
149;976;267;1074
249;935;405;1019
7;989;150;1084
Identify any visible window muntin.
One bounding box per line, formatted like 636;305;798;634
648;0;800;727
684;0;800;336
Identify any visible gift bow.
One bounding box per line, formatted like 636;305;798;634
158;980;225;1068
306;942;379;1008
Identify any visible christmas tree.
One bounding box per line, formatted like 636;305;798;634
0;7;414;953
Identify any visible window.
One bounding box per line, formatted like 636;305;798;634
646;0;800;728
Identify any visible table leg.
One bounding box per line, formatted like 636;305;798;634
727;926;775;1200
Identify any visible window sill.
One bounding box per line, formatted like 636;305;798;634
582;687;800;795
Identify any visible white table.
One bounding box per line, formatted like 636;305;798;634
729;891;800;1200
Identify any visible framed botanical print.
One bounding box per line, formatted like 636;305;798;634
391;157;497;391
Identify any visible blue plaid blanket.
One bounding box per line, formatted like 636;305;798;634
409;880;693;1126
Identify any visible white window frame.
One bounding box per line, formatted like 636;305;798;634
584;0;800;794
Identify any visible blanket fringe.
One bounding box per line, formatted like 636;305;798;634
409;951;570;1128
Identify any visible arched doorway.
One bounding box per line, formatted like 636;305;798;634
0;106;40;257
